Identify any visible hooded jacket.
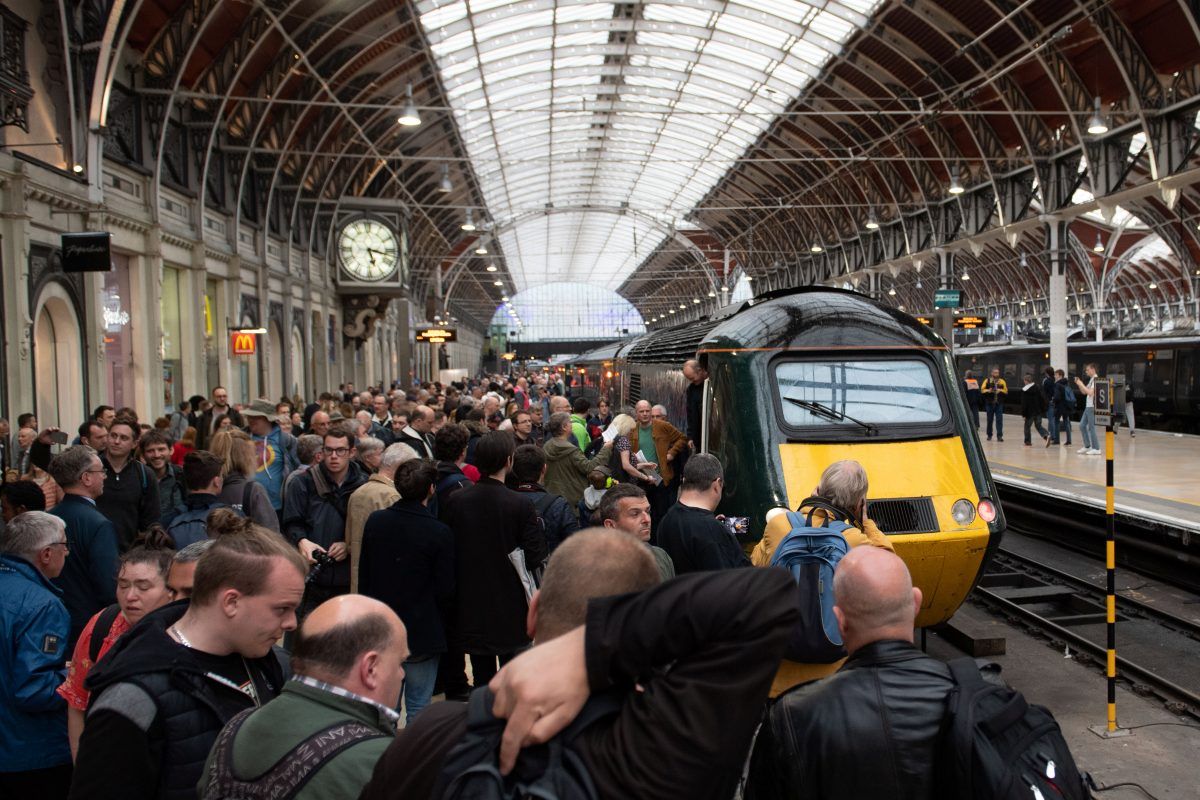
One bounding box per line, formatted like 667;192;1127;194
542;436;613;508
70;602;284;800
0;554;70;772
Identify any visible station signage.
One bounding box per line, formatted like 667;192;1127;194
914;316;933;326
61;232;113;273
953;315;986;330
416;326;457;343
1093;378;1112;427
934;289;962;308
230;331;257;355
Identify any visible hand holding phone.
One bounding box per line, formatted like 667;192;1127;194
49;430;69;445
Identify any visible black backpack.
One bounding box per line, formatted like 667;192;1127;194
938;657;1089;800
436;687;621;800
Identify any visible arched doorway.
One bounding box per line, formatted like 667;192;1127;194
290;325;305;399
33;285;85;428
266;320;285;402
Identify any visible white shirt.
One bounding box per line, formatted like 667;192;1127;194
1085;377;1095;408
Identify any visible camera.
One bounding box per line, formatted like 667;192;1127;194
306;549;335;584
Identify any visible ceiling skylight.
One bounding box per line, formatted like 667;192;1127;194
417;0;882;292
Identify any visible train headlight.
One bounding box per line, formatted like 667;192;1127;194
951;499;976;525
977;498;997;523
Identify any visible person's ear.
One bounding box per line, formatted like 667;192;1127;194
833;604;847;638
912;586;923;618
221;588;241;618
361;651;380;690
526;591;540;641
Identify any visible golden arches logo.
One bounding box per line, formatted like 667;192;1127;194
231;332;257;355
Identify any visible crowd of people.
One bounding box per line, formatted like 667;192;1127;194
0;361;1084;800
962;362;1119;453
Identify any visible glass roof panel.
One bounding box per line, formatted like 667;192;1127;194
490;282;646;342
417;0;882;293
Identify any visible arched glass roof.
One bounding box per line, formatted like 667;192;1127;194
490;281;646;341
417;0;883;292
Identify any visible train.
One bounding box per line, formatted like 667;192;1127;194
954;338;1200;433
567;288;1005;646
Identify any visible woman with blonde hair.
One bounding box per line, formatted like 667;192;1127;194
610;413;658;485
207;429;279;531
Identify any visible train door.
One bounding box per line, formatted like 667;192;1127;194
700;377;711;453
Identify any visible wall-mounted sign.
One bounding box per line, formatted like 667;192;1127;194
416;326;458;343
953;315;986;330
914;316;933;326
62;232;113;273
231;332;257;355
934;289;962;308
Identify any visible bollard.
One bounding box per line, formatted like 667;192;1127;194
1105;422;1117;732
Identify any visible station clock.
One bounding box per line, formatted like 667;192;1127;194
337;217;400;282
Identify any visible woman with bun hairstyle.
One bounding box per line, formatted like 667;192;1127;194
58;527;176;759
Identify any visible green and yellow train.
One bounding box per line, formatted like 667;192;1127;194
571;287;1005;635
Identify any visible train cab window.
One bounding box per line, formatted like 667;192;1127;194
773;359;946;437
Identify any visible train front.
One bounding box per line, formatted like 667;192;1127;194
700;289;1005;630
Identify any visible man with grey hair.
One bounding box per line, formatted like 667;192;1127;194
282;433;323;509
657;453;749;574
650;404;668;422
355;436;385;475
543;411;613;511
752;459;892;566
345;443;412;592
166;539;214;601
47;446;119;649
747;547;953;799
0;510;72;795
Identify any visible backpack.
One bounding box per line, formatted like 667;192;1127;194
436;687;621;800
88;603;122;664
166;501;242;548
1062;383;1076;406
768;498;853;663
938;657;1089;800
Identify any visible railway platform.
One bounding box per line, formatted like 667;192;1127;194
981;413;1200;536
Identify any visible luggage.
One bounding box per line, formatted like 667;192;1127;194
436;687;620;800
938;657;1089;800
768;498;853;663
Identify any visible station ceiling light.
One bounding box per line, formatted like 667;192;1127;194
693;298;701;304
865;209;880;230
475;241;488;255
485;264;497;272
72;163;84;174
961;270;970;281
437;164;452;193
1148;281;1158;290
461;210;476;231
1086;96;1109;136
811;242;824;253
948;165;964;195
1093;233;1105;253
492;279;502;286
1019;252;1028;268
397;83;421;127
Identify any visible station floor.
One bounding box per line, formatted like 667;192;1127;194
981;413;1200;532
928;601;1200;800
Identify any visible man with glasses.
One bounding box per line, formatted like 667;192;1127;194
283;425;368;622
196;386;245;451
0;511;73;798
96;418;160;551
46;446;119;650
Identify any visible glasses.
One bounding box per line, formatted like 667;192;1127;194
322;447;351;457
85;467;107;476
47;541;69;551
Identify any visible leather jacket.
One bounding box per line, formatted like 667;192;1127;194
746;639;953;800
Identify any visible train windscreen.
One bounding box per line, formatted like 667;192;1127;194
774;359;945;430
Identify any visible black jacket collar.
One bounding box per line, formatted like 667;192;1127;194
841;639;927;671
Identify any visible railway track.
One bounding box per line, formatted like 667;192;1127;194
972;546;1200;720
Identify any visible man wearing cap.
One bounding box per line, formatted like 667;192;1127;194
245;399;300;523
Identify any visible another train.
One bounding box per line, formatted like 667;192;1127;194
569;288;1005;634
954;338;1200;433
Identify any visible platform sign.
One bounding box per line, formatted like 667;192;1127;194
914;316;933;326
1094;378;1112;427
934;289;962;308
953;315;986;330
416;326;457;343
230;332;257;355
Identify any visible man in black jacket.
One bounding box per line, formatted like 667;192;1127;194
511;444;579;551
360;459;455;725
657;453;750;573
746;546;954;800
444;431;547;686
69;526;306;800
360;530;797;800
1020;373;1050;446
1041;366;1060;445
97;418;160;550
683;358;706;449
195;386;244;451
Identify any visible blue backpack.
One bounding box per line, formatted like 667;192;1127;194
1062;383;1076;405
769;498;854;663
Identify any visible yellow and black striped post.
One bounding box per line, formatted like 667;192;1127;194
1105;421;1117;732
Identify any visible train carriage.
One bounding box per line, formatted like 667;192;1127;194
607;288;1005;636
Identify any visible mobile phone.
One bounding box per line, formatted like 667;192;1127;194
49;430;69;445
722;516;750;537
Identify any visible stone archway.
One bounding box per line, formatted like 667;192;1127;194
289;325;305;399
266;319;285;402
32;283;86;428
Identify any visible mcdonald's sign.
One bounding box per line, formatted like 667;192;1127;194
231;332;257;355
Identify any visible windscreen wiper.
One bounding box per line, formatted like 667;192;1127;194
784;397;878;435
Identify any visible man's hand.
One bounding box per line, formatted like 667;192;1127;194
37;427;62;446
327;541;348;561
665;452;674;463
297;539;324;564
489;626;588;775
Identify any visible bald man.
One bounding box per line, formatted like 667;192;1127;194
746;548;955;800
199;595;406;800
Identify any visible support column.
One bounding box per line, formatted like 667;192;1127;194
1046;218;1069;373
1;167;33;419
936;248;955;348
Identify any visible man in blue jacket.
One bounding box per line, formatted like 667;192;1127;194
0;510;72;798
47;445;119;650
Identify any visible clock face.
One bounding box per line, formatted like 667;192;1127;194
338;219;399;281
